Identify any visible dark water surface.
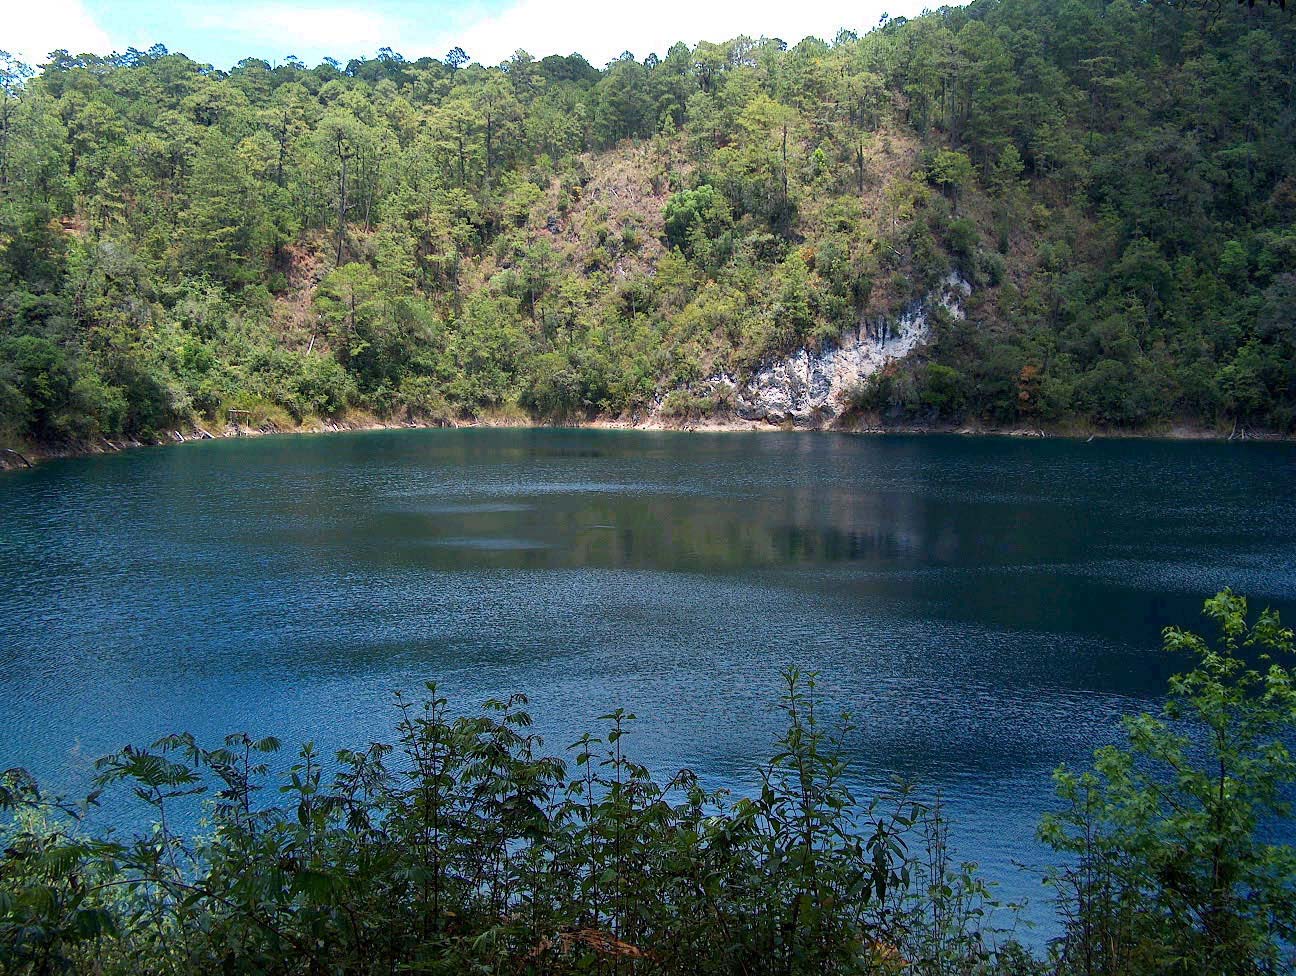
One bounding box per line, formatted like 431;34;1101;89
3;429;1294;932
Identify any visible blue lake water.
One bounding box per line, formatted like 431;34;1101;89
2;428;1294;936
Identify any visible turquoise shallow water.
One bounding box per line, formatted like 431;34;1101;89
2;428;1294;934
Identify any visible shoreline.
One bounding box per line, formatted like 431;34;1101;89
2;413;1289;472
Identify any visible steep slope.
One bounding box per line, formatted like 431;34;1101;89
1;0;1293;454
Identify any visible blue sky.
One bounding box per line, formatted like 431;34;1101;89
9;0;930;71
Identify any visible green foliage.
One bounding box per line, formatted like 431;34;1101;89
2;2;1294;444
445;293;527;410
0;670;1029;976
918;363;969;414
1042;591;1296;976
928;150;974;200
314;263;385;368
5;594;1295;974
662;184;732;259
290;353;354;418
0;335;76;439
519;349;584;419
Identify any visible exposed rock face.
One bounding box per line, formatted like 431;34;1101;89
684;272;971;426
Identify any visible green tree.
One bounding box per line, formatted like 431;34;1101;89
662;184;731;258
927;149;974;207
178;130;272;285
0;52;36;198
1042;590;1296;976
314;262;385;367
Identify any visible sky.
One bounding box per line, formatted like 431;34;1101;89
6;0;931;72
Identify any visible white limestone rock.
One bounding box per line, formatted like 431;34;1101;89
685;272;972;425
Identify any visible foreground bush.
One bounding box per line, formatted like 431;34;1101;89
1042;590;1296;976
1;592;1293;975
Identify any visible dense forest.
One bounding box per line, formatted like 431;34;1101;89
0;0;1294;449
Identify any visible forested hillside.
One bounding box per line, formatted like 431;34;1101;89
1;0;1293;448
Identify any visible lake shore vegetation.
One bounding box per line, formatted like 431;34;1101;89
2;590;1293;974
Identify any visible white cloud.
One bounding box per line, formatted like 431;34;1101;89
4;0;114;65
2;0;933;74
210;0;930;68
192;5;404;60
427;0;924;67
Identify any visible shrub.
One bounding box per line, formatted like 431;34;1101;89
1042;591;1296;976
291;354;354;418
0;670;1028;976
2;596;1293;975
663;185;732;257
396;375;453;423
918;363;969;416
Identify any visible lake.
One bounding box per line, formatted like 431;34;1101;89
2;428;1294;935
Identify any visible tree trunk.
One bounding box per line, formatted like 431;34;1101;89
781;123;789;203
335;138;348;267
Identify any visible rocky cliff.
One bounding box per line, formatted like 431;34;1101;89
666;272;971;426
